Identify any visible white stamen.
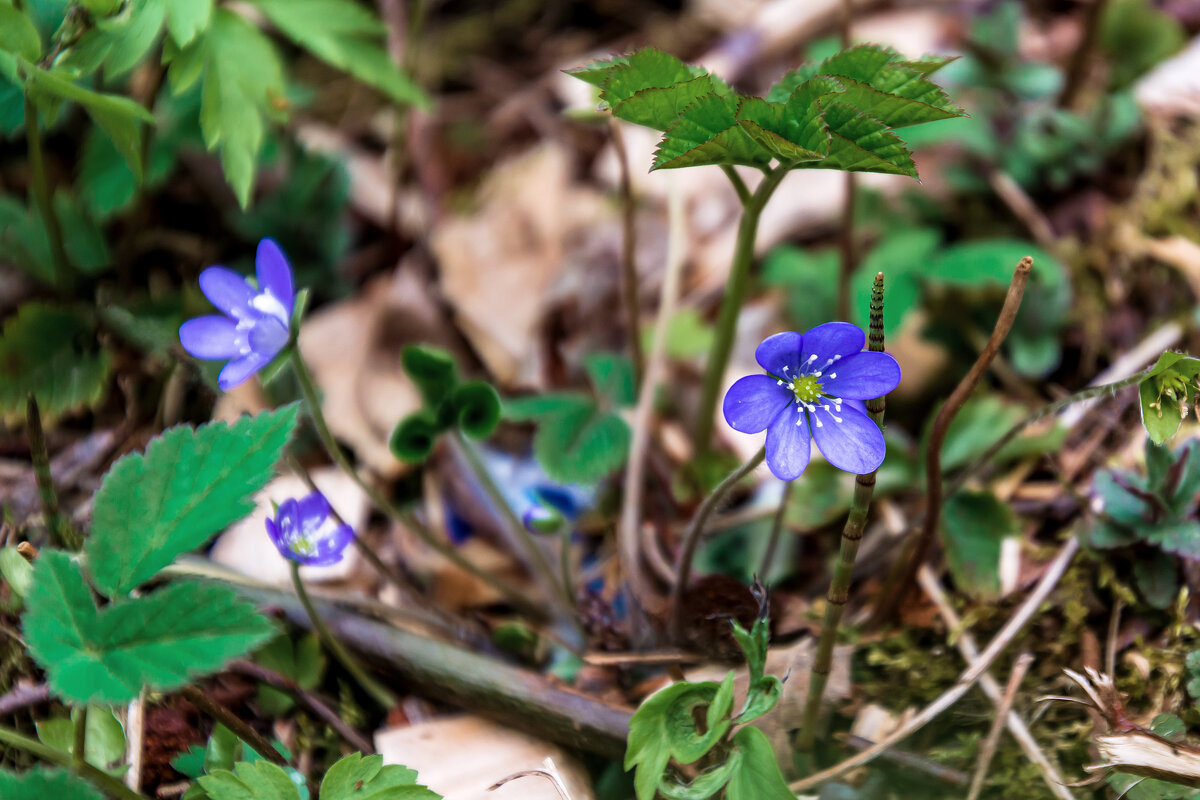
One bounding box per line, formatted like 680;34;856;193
813;371;822;377
829;372;837;379
783;365;790;372
795;416;804;426
805;354;818;364
806;403;816;412
777;380;784;386
814;417;823;427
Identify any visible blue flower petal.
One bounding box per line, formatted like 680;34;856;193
247;315;289;362
295;492;331;531
755;331;803;376
821;351;901;400
199;267;256;319
256;238;295;312
765;404;811;480
723;375;793;434
800;322;865;365
179;315;241;359
306;524;355;565
810;402;885;474
218;351;270;390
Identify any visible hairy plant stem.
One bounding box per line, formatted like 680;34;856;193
290;561;399;710
611;119;644;386
0;723;149;800
179;685;287;767
795;272;887;753
26;395;79;550
451;431;575;616
23;99;70;290
872;257;1032;624
286;348;541;619
694;167;788;451
669;447;765;642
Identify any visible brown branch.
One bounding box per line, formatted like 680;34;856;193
967;652;1035;800
179;685;288;767
227;661;375;755
0;684;51;717
874;256;1033;622
1059;0;1110;110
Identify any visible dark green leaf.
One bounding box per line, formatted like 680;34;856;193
0;303;110;426
723;727;793;800
450;381;501;439
388;410;441;463
0;768;105;800
0;5;42;61
319;752;441;800
941;490;1018;601
250;0;428;108
199;760;301;800
401;345;458;406
86;405;299;595
653;94;773;170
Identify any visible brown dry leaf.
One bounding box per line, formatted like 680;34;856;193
432;143;604;386
375;715;595;800
298;267;438;476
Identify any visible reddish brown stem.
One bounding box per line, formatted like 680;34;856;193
874;257;1033;622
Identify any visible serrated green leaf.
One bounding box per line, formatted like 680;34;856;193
165;0;212;46
98;0;167;79
24;551;276;704
819;102;916;176
941;490;1018;601
169;10;285;207
0;768;105;800
86;405;297;595
599;49;723;131
565;53;631;87
28;66;155;181
813;44;963;123
0;5;42;61
736;94;828;165
653;93;774;170
320;752;441;800
1141;520;1200;560
250;0;428;108
199;760;302;800
0;303;110;426
723;727;793;800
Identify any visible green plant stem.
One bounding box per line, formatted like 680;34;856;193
694;167;788;450
451;431;576;616
290;561;399;710
287;348;541;619
22;99;70;290
721;165;750;205
669;446;765;642
946;368;1153;498
179;685;287;767
0;724;149;800
758;481;792;582
26;395;79;550
72;706;86;767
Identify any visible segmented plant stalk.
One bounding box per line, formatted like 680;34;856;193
795;273;887;753
26;395;79;550
289;561;399;710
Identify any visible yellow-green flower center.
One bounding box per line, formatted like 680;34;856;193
791;374;823;404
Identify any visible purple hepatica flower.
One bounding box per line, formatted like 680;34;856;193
723;322;901;481
266;492;355;566
179;239;295;391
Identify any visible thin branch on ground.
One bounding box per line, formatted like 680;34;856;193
918;565;1077;800
180;685;289;767
790;537;1079;793
967;652;1035;800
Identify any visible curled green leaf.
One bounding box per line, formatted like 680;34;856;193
450;381;501;439
388;409;441;463
401;344;458;406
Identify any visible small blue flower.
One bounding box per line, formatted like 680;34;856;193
179;239;295;391
722;322;901;481
265;492;355;566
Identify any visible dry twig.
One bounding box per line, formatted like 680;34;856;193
967;652;1035;800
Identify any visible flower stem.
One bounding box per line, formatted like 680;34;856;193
26;395;79;550
289;560;399;710
669;446;766;643
611;118;644;387
0;723;149;800
287;348;541;619
451;431;576;616
23;98;71;290
758;480;793;582
795;272;887;754
693;167;788;451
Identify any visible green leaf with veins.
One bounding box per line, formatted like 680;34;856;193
249;0;428;108
653;94;774;170
319;752;442;800
85;405;298;596
24;551;275;704
0;769;105;800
